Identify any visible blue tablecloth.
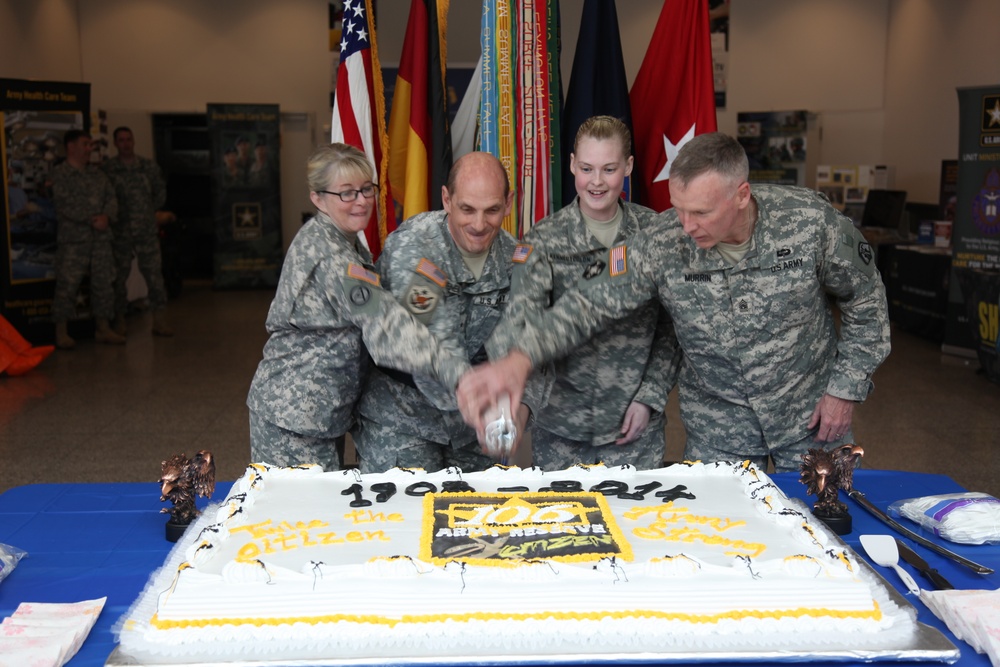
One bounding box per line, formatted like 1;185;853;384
1;470;997;666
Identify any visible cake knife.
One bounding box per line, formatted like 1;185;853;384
847;489;993;575
895;538;954;590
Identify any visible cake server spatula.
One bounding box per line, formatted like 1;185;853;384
859;534;921;595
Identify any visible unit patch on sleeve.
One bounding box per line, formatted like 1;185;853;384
609;245;628;277
405;284;439;316
347;263;380;286
512;243;533;263
416;258;448;288
857;241;873;265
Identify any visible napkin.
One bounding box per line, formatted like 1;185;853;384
922;588;1000;667
0;597;106;667
889;492;1000;544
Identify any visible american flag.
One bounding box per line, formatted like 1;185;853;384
610;245;627;277
416;258;448;287
512;243;533;264
331;0;395;258
348;263;380;286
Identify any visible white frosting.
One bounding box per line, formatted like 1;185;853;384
116;461;916;662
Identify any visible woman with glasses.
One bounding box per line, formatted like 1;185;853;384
247;143;470;471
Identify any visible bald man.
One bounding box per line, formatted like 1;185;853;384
353;153;549;473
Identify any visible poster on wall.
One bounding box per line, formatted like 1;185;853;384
206;103;282;289
944;86;1000;369
1;78;90;342
736;110;809;187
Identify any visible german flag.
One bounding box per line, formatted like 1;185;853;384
388;0;452;221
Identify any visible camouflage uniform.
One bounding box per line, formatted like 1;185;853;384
102;154;169;315
491;200;680;470
354;211;550;474
50;160;118;321
491;186;890;472
247;212;470;470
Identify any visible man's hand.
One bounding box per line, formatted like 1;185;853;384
808;393;855;442
616;401;652;445
91;214;110;231
457;351;532;432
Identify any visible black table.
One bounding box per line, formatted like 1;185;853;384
1;470;997;666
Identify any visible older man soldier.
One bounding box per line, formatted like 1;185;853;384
353;152;550;473
50;130;124;349
103;126;173;337
460;132;891;473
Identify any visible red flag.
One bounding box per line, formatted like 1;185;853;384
388;0;452;221
331;0;395;258
629;0;717;212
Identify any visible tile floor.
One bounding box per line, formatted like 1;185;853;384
1;282;998;499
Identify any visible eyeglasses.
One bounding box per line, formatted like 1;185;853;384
318;184;378;202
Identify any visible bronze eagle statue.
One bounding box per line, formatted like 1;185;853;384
160;450;216;524
799;444;864;517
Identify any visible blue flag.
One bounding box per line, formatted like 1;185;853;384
561;0;633;207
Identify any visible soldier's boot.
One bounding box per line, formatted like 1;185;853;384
112;313;127;337
55;321;76;350
152;309;174;337
94;319;126;345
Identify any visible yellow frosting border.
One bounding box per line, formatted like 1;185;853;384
151;602;882;630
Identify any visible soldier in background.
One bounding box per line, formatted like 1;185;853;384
247;143;471;471
50;130;124;349
462;132;891;473
103;126;173;337
248;137;271;188
353;152;549;474
492;116;679;471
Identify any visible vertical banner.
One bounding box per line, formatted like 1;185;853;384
561;0;631;208
1;79;90;342
207;103;282;289
945;86;1000;365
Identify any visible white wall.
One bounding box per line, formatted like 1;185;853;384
2;0;998;220
884;0;1000;201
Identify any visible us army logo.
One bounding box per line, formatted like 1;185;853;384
582;260;605;280
405;284;438;314
858;241;873;265
232;202;262;241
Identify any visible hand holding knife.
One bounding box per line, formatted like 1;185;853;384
895;538;955;590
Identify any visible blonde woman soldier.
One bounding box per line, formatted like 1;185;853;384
490;116;680;470
247;143;470;471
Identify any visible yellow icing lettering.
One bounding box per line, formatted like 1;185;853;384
272;532;298;551
346;531;365;542
498;533;613;559
628;504;765;558
230;520;274;539
366;530;390;542
237;542;261;561
345;509;406;524
318;532;344;545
